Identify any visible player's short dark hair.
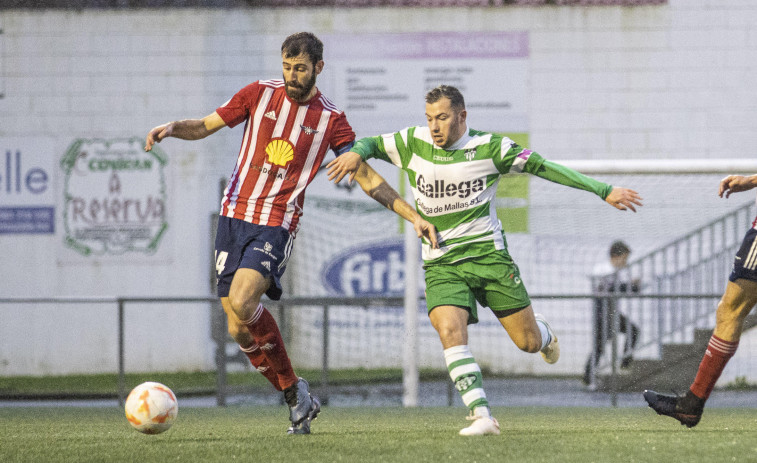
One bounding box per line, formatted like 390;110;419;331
610;240;631;257
425;85;466;112
281;32;323;65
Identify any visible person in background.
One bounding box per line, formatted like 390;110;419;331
583;240;640;388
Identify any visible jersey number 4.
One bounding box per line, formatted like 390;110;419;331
215;250;228;275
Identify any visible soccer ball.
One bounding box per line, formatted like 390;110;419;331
124;381;178;434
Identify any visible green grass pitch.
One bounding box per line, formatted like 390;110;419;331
1;406;755;462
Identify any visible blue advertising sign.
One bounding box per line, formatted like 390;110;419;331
0;140;55;234
322;240;406;296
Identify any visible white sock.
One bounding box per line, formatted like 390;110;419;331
473;406;492;419
536;319;552;351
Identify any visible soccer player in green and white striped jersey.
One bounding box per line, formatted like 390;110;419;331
327;85;643;436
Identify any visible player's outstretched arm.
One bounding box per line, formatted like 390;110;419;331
353;163;439;249
144;112;226;152
719;174;757;198
327;151;362;185
605;187;644;212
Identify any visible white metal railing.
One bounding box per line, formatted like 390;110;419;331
586;200;755;386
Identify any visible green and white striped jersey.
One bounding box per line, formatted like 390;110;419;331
352;125;612;266
353;126;543;265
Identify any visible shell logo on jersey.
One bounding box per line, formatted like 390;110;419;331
265;139;294;167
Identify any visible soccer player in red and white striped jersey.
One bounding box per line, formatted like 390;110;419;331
216;77;355;232
145;32;438;435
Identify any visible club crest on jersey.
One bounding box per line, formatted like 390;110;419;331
300;125;319;136
265;138;294;166
464;148;476;161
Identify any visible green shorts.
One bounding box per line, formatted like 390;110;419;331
424;251;531;325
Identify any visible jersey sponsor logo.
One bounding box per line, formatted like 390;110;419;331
416;174;485;199
265;139;294;167
300;125;319;135
433;154;453;162
261;261;271;271
264;111;277;120
248;163;299;185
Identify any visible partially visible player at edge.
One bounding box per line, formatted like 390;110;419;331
144;32;438;435
644;174;757;427
327;85;643;436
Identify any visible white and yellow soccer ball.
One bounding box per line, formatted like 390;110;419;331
124;381;178;434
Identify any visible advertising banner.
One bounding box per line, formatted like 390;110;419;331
60;138;168;258
0;138;56;234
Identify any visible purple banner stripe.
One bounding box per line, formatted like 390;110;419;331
324;32;529;60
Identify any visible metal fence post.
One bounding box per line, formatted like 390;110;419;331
321;304;330;405
212;299;227;407
117;298;126;407
610;294;619;407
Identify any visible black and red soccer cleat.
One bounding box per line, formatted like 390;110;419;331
643;389;704;428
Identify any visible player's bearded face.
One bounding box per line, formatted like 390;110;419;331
426;98;467;149
285;72;316;101
282;53;319;102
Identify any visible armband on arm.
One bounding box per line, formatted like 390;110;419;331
369;182;400;212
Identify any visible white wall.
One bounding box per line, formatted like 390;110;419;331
2;0;757;376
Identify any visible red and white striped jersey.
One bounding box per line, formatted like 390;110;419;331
216;79;355;234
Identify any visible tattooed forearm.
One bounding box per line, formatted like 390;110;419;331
369;182;400;212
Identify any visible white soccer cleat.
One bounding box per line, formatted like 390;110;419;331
535;313;560;364
459;415;500;436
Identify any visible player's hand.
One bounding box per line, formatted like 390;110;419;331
719;175;757;198
605;187;643;212
327;151;362;185
144;122;174;152
413;216;440;249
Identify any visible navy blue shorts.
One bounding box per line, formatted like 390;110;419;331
214;216;294;300
729;227;757;283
